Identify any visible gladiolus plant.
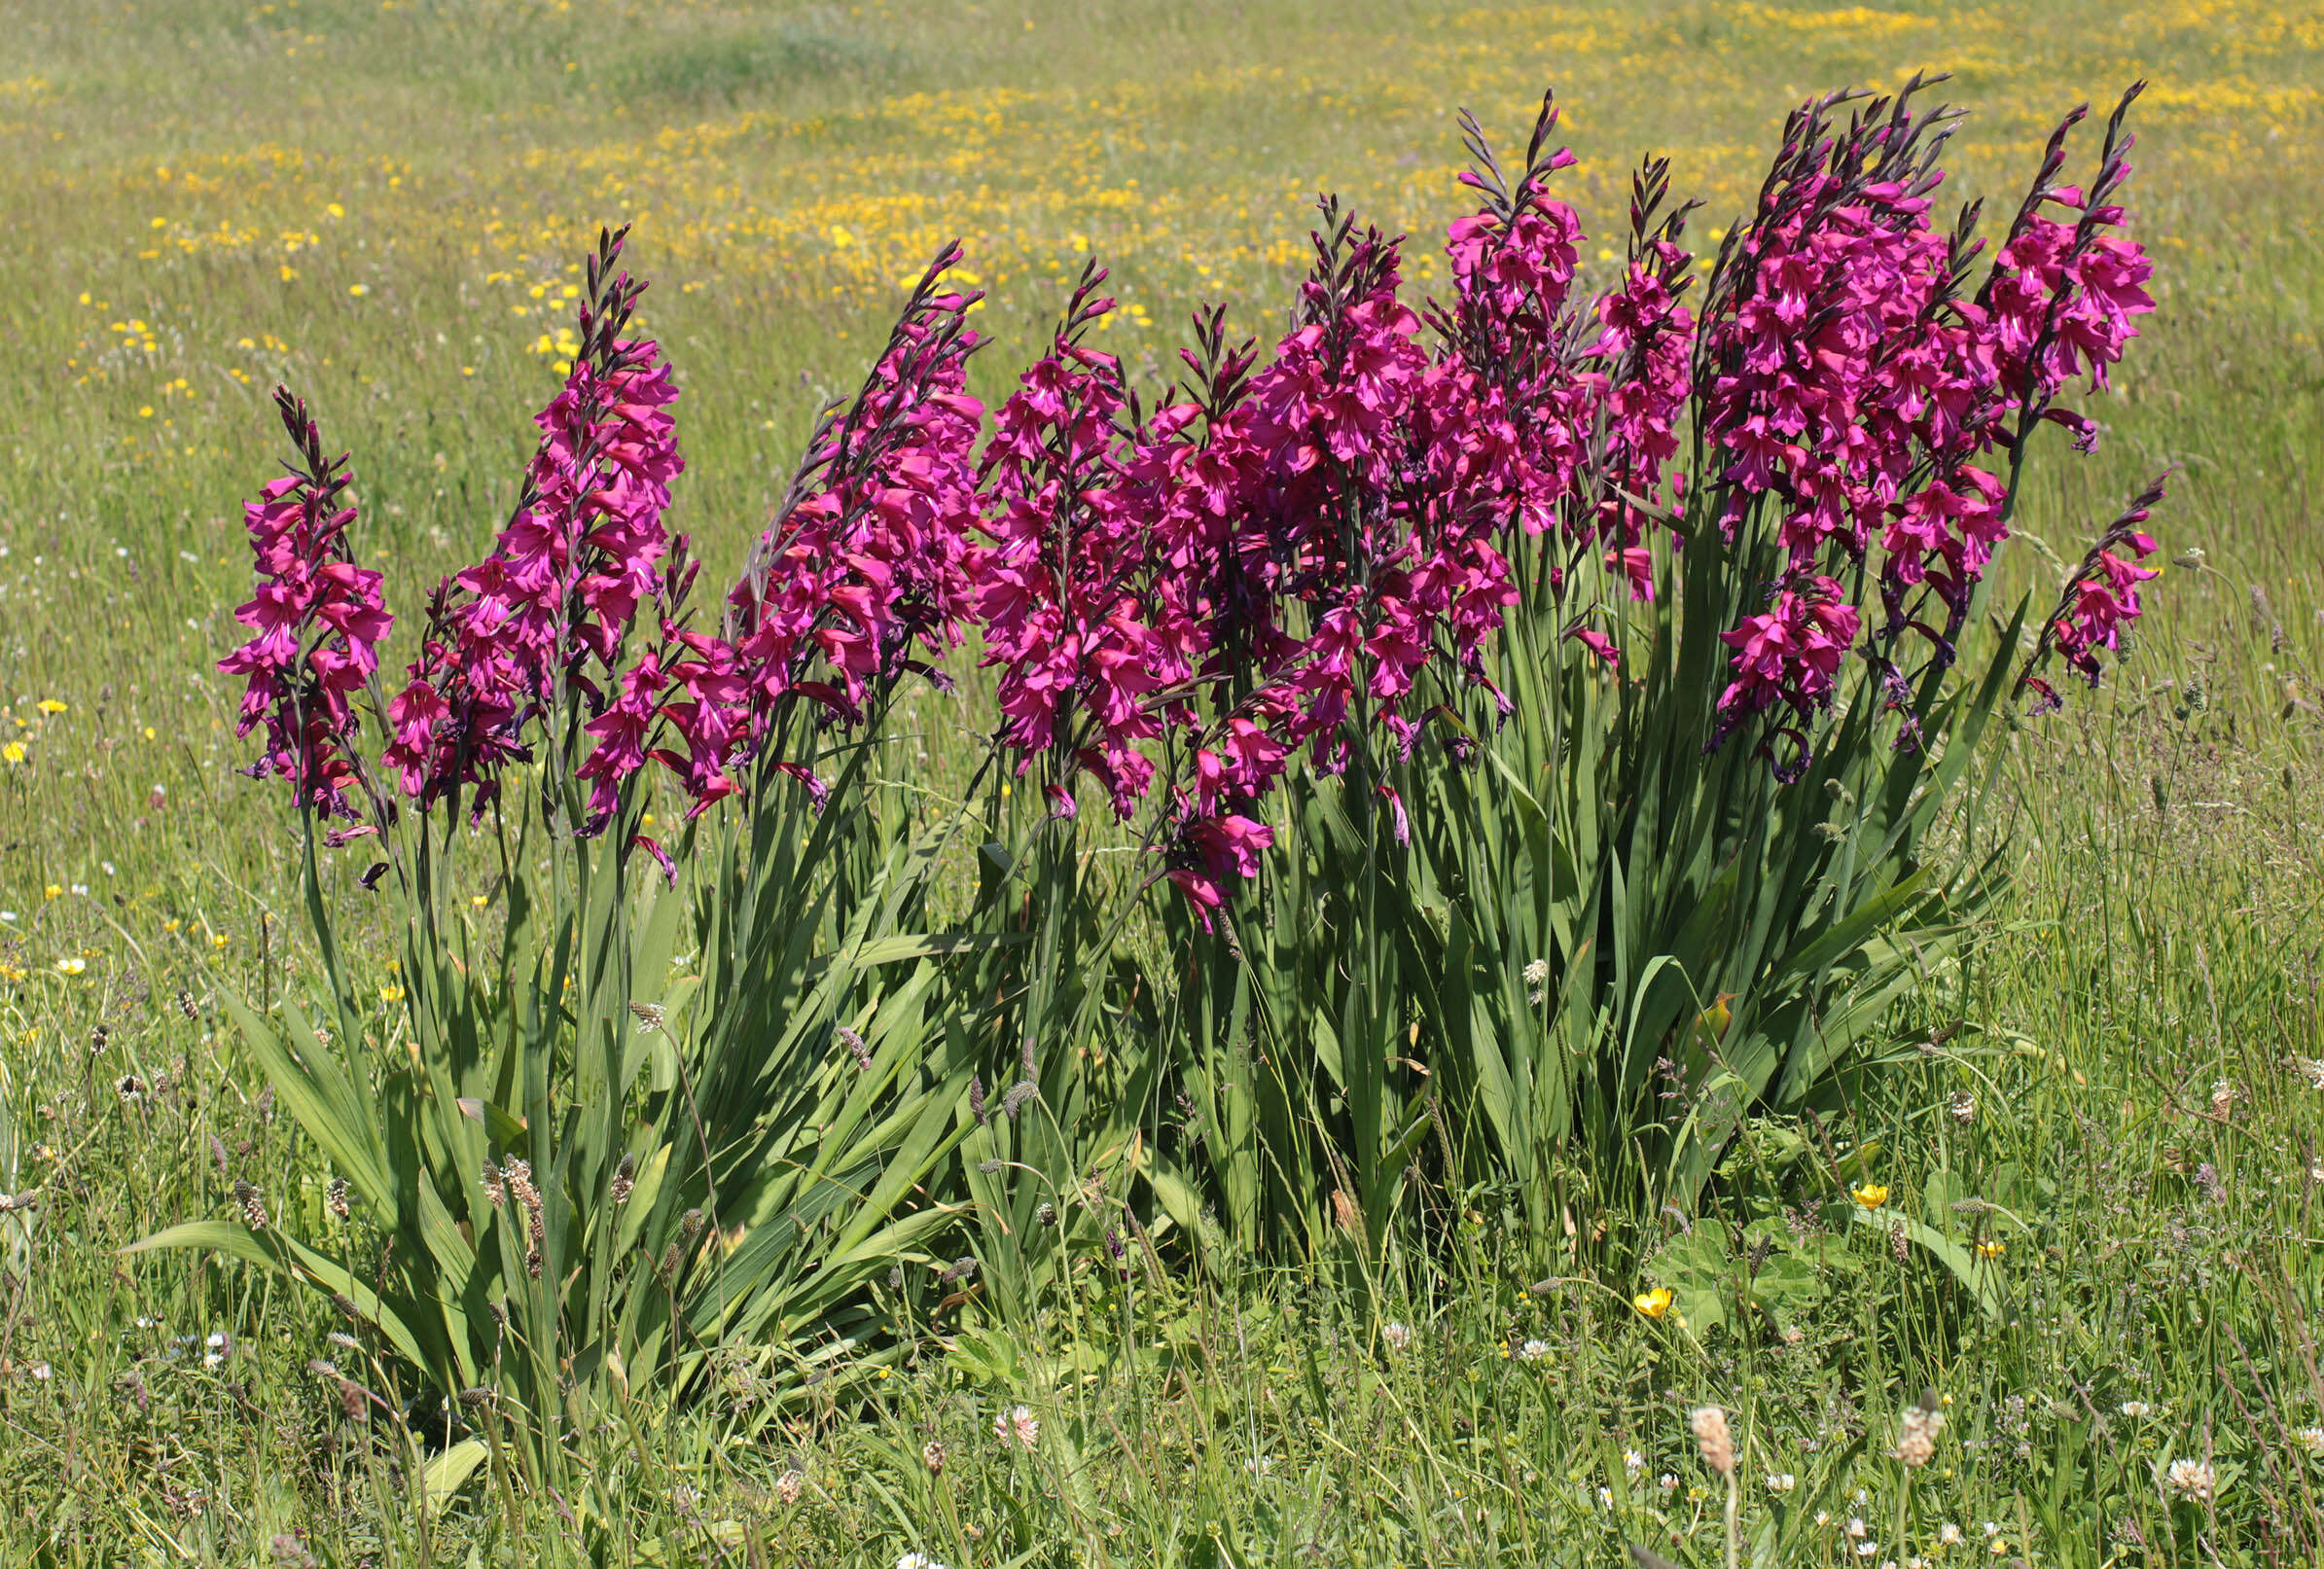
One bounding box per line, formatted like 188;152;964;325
149;75;2166;1432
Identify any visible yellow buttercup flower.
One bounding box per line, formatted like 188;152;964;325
1633;1286;1673;1318
1851;1182;1889;1209
1;742;22;765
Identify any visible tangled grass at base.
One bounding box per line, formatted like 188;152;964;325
1;2;2322;1565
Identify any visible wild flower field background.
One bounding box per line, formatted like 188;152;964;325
0;1;2321;1564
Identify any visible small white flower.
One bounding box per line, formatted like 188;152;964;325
1846;1517;1868;1538
896;1554;948;1569
1381;1320;1412;1352
2295;1425;2324;1458
134;1316;160;1330
1518;1338;1551;1362
1622;1448;1644;1475
1854;1542;1878;1559
1766;1472;1798;1493
1814;1509;1831;1526
993;1403;1039;1450
2120;1400;2154;1418
29;1362;51;1380
1659;1474;1680;1492
1522;958;1550;985
206;1332;229;1350
202;1352;224;1370
1982;1521;2002;1537
0;910;16;923
1938;1522;1965;1545
1596;1485;1614;1509
69;883;88;897
2162;1457;2216;1502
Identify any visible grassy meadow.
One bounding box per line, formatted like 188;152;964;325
0;0;2321;1562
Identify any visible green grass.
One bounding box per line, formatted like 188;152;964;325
0;0;2321;1562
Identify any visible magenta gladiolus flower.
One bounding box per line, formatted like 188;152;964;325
643;246;988;813
386;227;683;820
2033;470;2169;694
220;391;393;824
972;267;1194;822
1687;80;2156;759
1716;577;1863;724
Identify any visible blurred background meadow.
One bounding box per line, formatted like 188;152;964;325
0;0;2321;1563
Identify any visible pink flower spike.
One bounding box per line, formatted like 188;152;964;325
221;389;394;829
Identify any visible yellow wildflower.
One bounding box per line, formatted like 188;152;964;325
1851;1183;1889;1209
1633;1287;1673;1319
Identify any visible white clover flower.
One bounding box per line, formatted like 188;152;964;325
1766;1472;1798;1493
2120;1400;2154;1418
1518;1338;1551;1362
1381;1320;1412;1352
1938;1522;1965;1545
993;1403;1039;1450
2163;1457;2216;1502
2295;1425;2324;1458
